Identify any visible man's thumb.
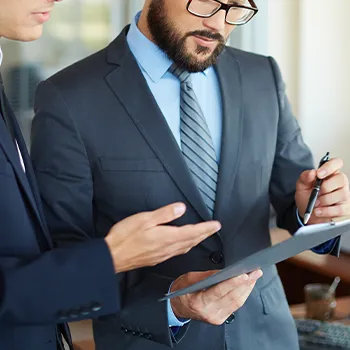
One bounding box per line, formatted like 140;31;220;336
296;169;317;190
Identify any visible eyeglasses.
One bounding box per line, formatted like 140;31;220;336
187;0;258;26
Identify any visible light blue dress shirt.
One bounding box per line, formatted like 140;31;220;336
127;12;223;328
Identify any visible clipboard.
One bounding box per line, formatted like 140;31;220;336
160;220;350;301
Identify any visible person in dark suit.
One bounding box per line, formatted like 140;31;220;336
31;0;350;349
0;1;222;349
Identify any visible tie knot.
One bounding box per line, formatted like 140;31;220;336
169;64;191;84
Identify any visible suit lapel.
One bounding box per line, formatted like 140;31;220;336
213;49;243;224
105;30;212;222
0;94;51;248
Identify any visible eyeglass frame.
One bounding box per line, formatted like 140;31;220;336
186;0;259;26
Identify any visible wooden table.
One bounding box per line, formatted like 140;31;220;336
69;320;94;350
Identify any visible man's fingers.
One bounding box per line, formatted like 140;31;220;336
317;188;350;207
204;282;256;325
179;221;222;241
248;270;263;281
185;270;219;286
320;173;349;195
313;203;350;219
222;280;256;311
296;170;317;191
147;202;187;228
171;270;262;324
202;273;252;304
150;221;221;258
211;269;262;303
317;157;344;179
207;272;262;321
170;271;218;295
159;221;221;245
171;222;222;256
155;226;219;261
218;271;262;313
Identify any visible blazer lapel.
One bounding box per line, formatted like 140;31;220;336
0;95;51;248
105;29;212;222
213;49;244;224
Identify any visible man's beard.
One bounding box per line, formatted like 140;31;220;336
147;0;226;73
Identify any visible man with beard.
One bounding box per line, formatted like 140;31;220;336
31;0;350;349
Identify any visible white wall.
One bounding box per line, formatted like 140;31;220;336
268;0;300;116
268;0;350;176
298;0;350;175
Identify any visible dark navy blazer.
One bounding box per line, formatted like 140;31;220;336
0;86;120;349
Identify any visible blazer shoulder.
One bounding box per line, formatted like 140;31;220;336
224;46;272;68
46;46;109;90
223;47;282;87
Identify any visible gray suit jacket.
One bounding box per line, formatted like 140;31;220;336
31;26;334;350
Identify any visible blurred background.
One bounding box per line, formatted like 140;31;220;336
1;0;350;307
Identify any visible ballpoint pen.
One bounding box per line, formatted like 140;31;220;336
303;152;330;224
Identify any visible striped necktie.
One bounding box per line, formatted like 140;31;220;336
169;64;218;217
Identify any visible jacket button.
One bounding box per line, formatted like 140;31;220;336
80;307;90;316
91;302;102;312
225;313;235;324
210;251;223;264
56;311;67;321
70;309;80;318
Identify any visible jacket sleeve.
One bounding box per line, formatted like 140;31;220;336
31;79;97;245
119;271;190;347
268;56;341;256
0;239;120;324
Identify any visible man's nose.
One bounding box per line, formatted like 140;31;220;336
202;9;226;33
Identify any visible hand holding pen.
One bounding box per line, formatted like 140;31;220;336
295;153;350;226
303;152;330;224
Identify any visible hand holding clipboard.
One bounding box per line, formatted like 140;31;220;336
161;220;350;301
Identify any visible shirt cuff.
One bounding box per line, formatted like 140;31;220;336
296;208;337;254
296;208;305;227
311;239;338;254
167;283;190;327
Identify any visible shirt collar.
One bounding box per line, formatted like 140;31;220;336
0;46;3;67
127;12;208;83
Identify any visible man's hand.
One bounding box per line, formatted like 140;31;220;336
104;203;221;272
296;157;350;225
170;269;263;325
